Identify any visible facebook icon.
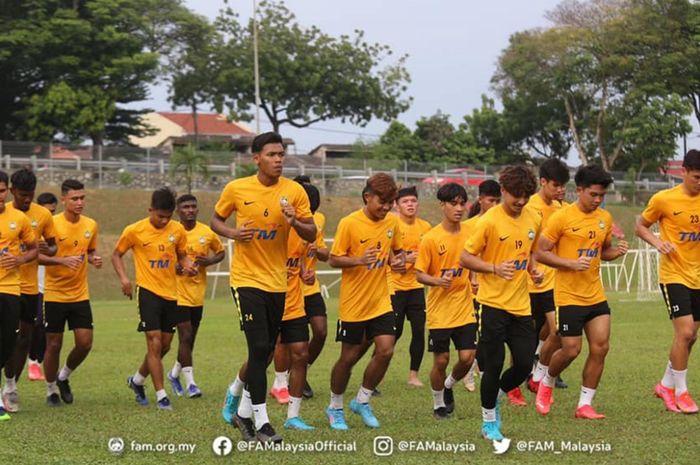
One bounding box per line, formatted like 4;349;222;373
212;436;233;456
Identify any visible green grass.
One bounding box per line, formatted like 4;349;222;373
2;292;698;464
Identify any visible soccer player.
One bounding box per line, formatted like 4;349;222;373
415;183;476;419
0;170;37;421
41;179;101;407
27;192;59;382
113;187;195;410
534;164;628;419
526;159;571;397
392;186;431;387
166;194;225;399
326;173;404;430
460;165;541;443
2;170;57;413
214;132;315;443
635;149;700;413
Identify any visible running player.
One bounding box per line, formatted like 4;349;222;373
326;173;404;430
167;194;225;399
392;186;431;387
215;132;315;443
635;149;700;413
415;183;476;419
534;164;628;419
2;169;57;412
41;179;101;407
460;165;541;444
0;170;37;420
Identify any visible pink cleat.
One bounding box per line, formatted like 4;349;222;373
654;383;680;413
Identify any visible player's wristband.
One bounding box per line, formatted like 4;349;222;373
492;263;496;274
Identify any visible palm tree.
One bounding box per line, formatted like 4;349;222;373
169;144;209;194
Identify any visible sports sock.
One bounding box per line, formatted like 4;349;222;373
288;396;302;419
532;362;548;383
672;369;689;396
432;388;445;409
329;391;343;410
238;389;253;418
535;339;544;357
58;365;73;382
577;386;596;408
355;386;373;404
46;381;59;396
444;374;456;389
182;367;194;388
481;407;496;422
170;360;182;378
156;389;167;402
3;376;16;392
273;371;288;390
661;360;674;389
542;372;556;388
229;375;244;396
253;402;270;430
132;371;146;386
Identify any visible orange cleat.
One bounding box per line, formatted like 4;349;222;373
675;391;699;414
269;387;290;405
535;384;553;416
27;362;45;382
507;387;527;406
527;377;539;394
574;404;606;419
654;384;680;413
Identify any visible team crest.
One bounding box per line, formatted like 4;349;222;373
9;222;16;230
598;220;605;230
198;236;206;245
84;230;91;238
280;196;289;207
31;219;39;229
168;234;176;243
528;229;535;240
387;229;394;239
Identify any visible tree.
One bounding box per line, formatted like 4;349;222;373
214;0;411;132
169;145;209;194
461;96;524;164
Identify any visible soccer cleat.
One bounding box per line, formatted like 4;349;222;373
535;384;553;416
675;391;699;414
57;379;73;404
444;387;455;414
167;373;185;397
2;390;19;413
270;386;290;404
222;390;240;424
157;397;173;410
284;416;316;430
654;383;681;413
555;376;568;389
349;399;380;428
574;404;606;419
186;384;202;399
127;376;149;406
527;376;540;394
28;362;45;381
46;393;61;407
326;407;349;431
481;420;504;441
302;380;314;399
433;406;449;420
0;406;9;421
256;423;283;443
507;386;527;406
233;413;256;441
464;371;476;392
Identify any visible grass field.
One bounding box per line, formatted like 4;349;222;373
2;292;698;464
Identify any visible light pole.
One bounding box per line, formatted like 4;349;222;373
253;0;261;133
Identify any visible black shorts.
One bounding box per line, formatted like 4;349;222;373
44;300;93;333
477;304;535;347
280;316;310;344
137;287;176;333
19;293;39;324
391;288;426;321
0;293;20;328
304;293;327;318
660;284;700;321
557;301;611;337
231;287;285;333
335;311;396;345
428;323;477;353
530;290;555;334
174;305;204;328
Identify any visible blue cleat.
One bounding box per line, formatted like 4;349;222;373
284;416;316;431
222;389;240;424
187;384;202;399
349;399;380;428
127;376;148;406
326;407;349;431
0;406;10;421
481;420;504;441
157;397;173;410
495;398;502;430
167;373;184;397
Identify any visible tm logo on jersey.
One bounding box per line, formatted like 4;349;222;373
440;268;464;278
286;257;301;268
577;248;599;257
679;232;700;241
513;259;528;270
256;229;277;241
367;259;386;270
149;259;170;269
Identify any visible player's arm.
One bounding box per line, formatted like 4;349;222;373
389;248;406;273
87;248;103;269
416;270;452;289
329;249;378;268
315;245;330;262
601;237;628;261
283;209;316;243
210;213;256;242
534;236;589;271
635;216;674;254
39;237;57;257
195;250;225;268
459;251;515;280
3;240;38;269
111;248;133;299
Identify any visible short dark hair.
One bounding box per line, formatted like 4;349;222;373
61;179;84;195
574;164;613;188
437;183;467;203
364;173;398;203
151;187;176;211
478;179;501;197
176;194;197;205
11;168;37;192
37;192;57;205
293;175;311;184
683;150;700;172
252;132;284;153
498;165;538;198
301;182;320;213
539;158;570;184
397;186;418;200
0;170;8;186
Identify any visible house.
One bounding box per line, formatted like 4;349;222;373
661;160;683;179
308;144;355;160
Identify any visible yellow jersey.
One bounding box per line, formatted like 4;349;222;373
176;222;225;307
302;211;326;297
461;215;482;297
392;217;431;291
641;185;700;288
543;203;613;306
0;207;35;296
525;194;566;293
331;209;403;322
44;214;98;303
214;175;312;293
283;228;307;321
464;204;541;316
115;218;188;301
415;223;475;329
9;203;56;295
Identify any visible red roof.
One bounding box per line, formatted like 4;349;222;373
661;160;683;179
158;112;254;137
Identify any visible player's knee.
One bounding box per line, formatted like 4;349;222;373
374;344;394;362
291;348;309;366
46;337;63;352
314;326;328;341
248;338;270;360
562;344;581;360
676;326;696;344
